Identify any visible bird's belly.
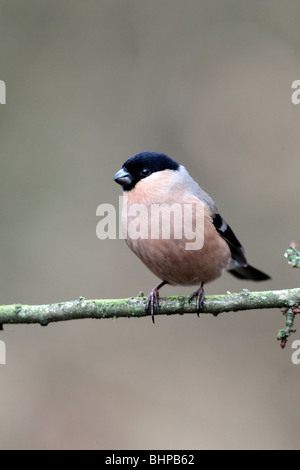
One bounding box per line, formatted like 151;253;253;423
122;193;231;286
126;234;231;286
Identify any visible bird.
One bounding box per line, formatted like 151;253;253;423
114;152;270;322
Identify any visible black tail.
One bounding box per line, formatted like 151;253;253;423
229;264;271;281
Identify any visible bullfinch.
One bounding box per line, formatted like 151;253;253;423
114;152;270;322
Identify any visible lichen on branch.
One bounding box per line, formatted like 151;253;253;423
0;288;299;327
0;244;298;353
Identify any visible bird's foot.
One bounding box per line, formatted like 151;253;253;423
146;280;168;323
146;288;160;324
189;282;205;316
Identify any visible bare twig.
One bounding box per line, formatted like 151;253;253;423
277;308;298;349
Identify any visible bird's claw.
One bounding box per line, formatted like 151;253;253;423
146;288;160;323
189;283;205;316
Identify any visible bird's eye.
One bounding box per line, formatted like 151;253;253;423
140;168;151;177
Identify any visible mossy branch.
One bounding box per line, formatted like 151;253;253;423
0;244;299;351
0;288;299;327
276;243;300;348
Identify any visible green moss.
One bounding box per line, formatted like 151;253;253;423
14;304;22;314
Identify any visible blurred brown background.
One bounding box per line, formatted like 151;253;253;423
0;0;300;450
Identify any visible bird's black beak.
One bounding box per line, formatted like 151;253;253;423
113;168;132;187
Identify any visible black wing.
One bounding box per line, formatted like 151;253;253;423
212;213;271;280
212;213;247;266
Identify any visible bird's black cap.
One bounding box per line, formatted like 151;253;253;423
114;152;180;191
